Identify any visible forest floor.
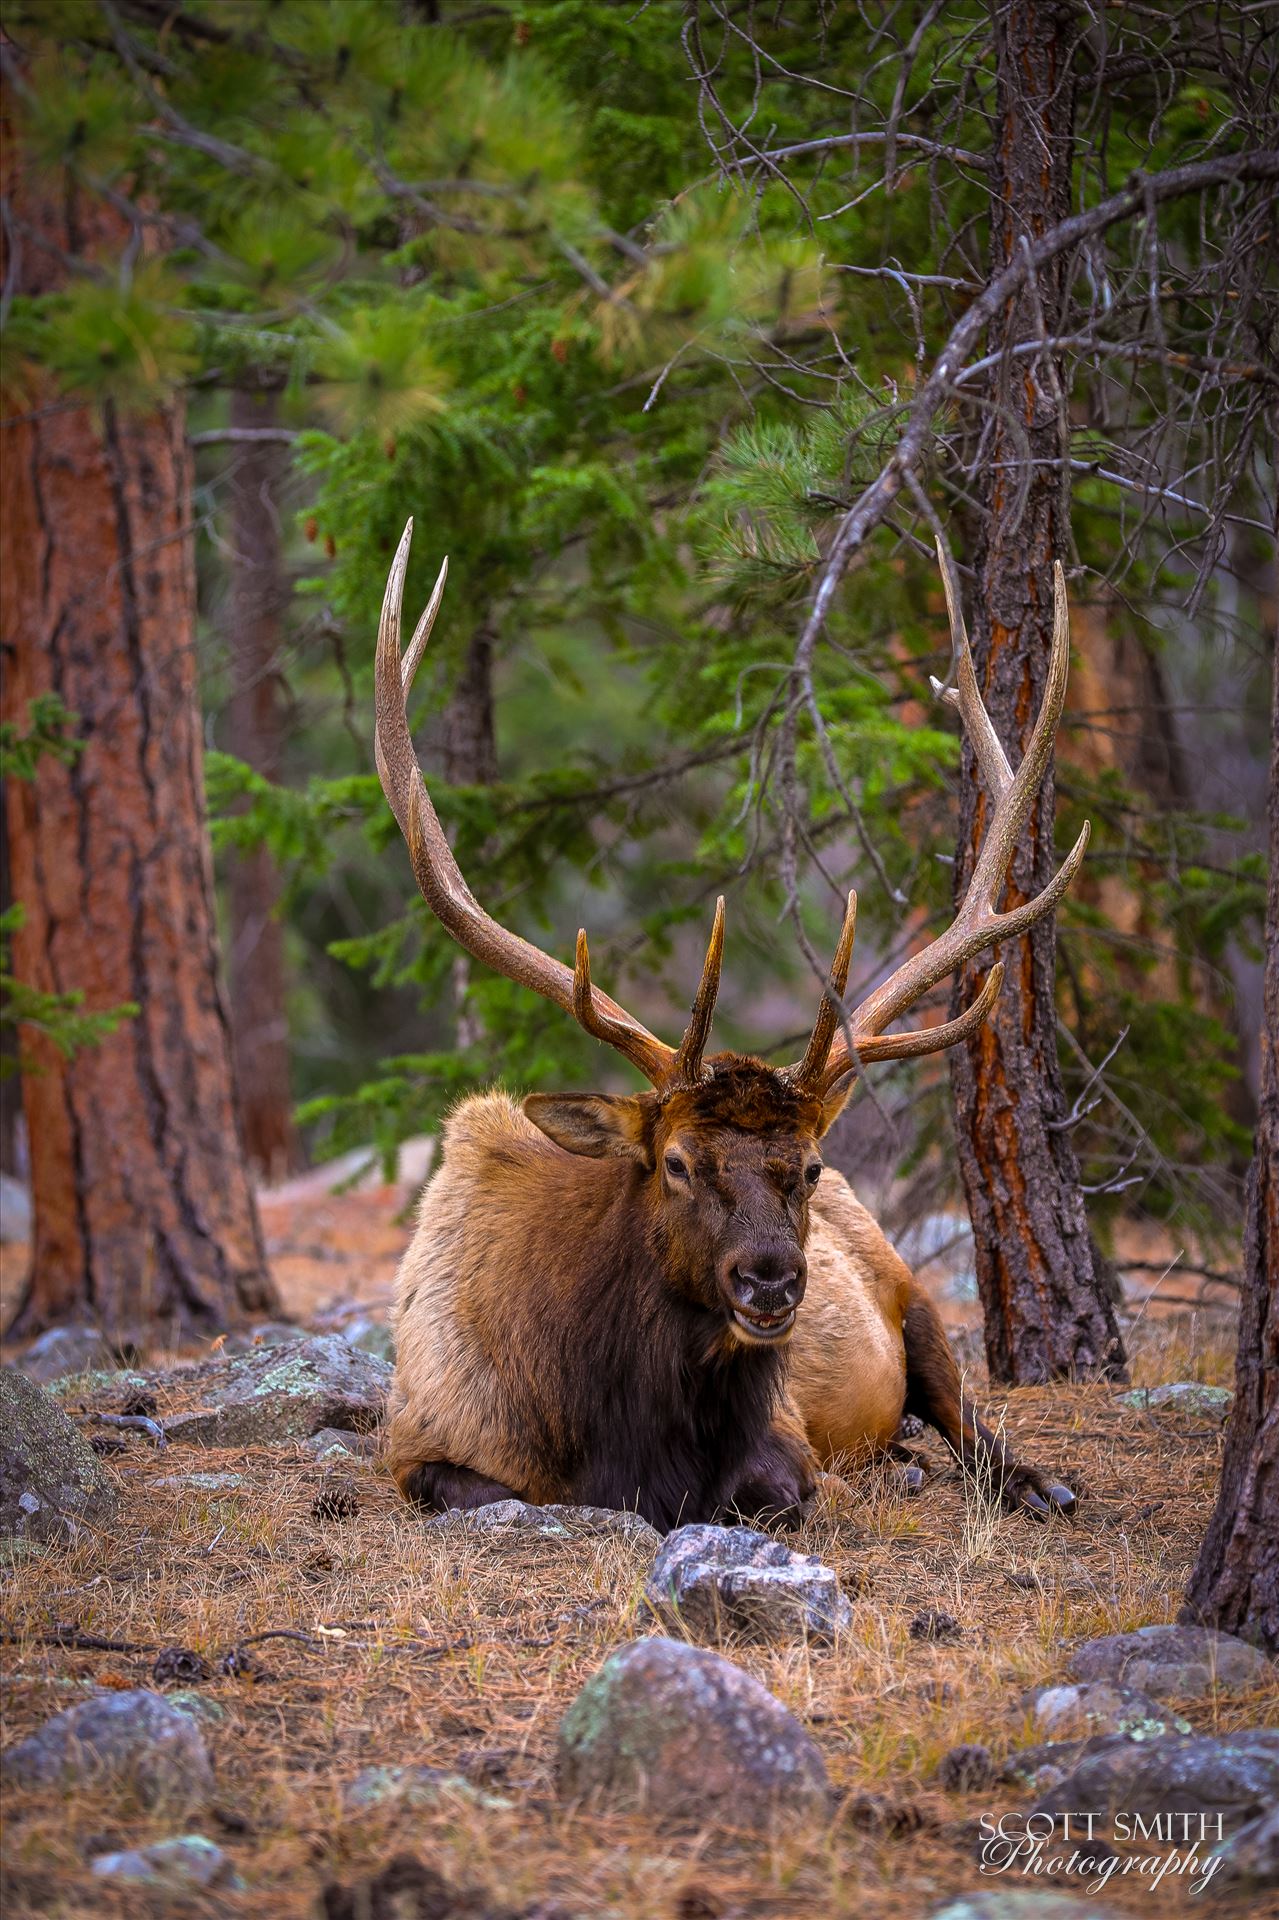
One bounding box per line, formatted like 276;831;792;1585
0;1166;1270;1919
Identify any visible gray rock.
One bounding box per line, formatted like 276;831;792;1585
0;1369;118;1545
426;1499;659;1549
340;1765;510;1814
1027;1681;1190;1742
1033;1728;1279;1820
1067;1623;1272;1699
159;1334;390;1446
91;1834;237;1890
302;1427;378;1462
1211;1802;1279;1888
557;1635;829;1825
47;1368;151;1400
341;1315;396;1365
223;1320;306;1354
998;1740;1092;1793
166;1691;228;1731
1;1689;213;1810
1118;1382;1233;1419
16;1325;114;1383
645;1522;851;1642
929;1898;1121;1920
149;1472;244;1494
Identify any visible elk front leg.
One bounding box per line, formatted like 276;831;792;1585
901;1283;1075;1519
724;1407;818;1530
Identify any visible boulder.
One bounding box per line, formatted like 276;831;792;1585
1033;1728;1279;1821
91;1834;237;1890
1;1689;213;1811
1067;1623;1272;1699
1211;1802;1279;1888
426;1499;659;1549
557;1635;829;1824
0;1369;118;1545
645;1522;850;1642
15;1326;113;1383
1118;1383;1233;1419
1027;1682;1190;1742
160;1334;390;1446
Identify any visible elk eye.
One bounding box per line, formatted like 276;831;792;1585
664;1153;690;1183
804;1162;823;1185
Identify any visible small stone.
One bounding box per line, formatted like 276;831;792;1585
911;1608;962;1642
932;1743;996;1792
340;1765;510;1814
149;1472;244;1494
160;1334;390;1447
557;1636;829;1825
425;1499;659;1548
1027;1681;1189;1742
90;1834;236;1890
1211;1802;1279;1888
929;1895;1122;1919
1033;1728;1279;1820
0;1369;118;1545
15;1326;114;1383
645;1522;850;1642
1067;1623;1272;1699
166;1691;228;1731
1118;1382;1233;1419
1;1689;213;1811
302;1427;377;1462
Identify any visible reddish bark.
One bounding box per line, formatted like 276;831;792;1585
1183;621;1279;1650
224;384;300;1180
948;1;1126;1383
0;137;276;1337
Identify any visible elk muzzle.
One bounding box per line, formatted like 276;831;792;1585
723;1246;807;1344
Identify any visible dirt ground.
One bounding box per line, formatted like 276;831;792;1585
1;1172;1272;1919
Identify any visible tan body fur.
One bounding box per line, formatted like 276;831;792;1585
386;1091;912;1500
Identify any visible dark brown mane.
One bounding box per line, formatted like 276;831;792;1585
658;1054;826;1136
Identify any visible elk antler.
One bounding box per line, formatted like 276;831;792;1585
374;519;726;1090
790;541;1089;1096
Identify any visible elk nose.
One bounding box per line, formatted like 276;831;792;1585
730;1257;806;1312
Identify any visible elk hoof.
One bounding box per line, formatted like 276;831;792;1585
1045;1481;1077;1516
1018;1479;1076;1522
895;1462;926;1497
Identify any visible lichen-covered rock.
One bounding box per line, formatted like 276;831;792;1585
1033;1728;1279;1820
15;1326;113;1383
91;1834;237;1889
166;1691;228;1731
1118;1382;1233;1419
341;1315;396;1365
160;1334;390;1446
149;1472;244;1494
1210;1802;1279;1888
1067;1624;1272;1699
0;1368;118;1545
557;1636;829;1824
1027;1682;1190;1742
645;1522;850;1642
998;1740;1092;1793
1;1689;213;1810
426;1499;659;1549
302;1427;378;1463
929;1896;1121;1920
340;1765;510;1814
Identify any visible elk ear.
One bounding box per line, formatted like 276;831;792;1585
815;1080;854;1139
523;1092;654;1165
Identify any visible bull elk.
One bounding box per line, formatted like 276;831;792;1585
376;522;1085;1530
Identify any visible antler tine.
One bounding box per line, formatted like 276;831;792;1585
794;551;1088;1093
791;891;857;1090
673;897;726;1083
377;518;677;1088
570;929;678;1080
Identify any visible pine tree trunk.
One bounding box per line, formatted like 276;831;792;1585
1182;622;1279;1651
0;151;277;1340
225;384;300;1180
948;0;1126;1383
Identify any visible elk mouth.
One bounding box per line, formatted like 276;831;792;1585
729;1305;797;1344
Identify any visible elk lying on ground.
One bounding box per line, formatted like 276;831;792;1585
375;523;1085;1530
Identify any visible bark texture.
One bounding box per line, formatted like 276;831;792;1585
0;149;276;1338
1182;622;1279;1651
225;385;299;1180
949;1;1126;1383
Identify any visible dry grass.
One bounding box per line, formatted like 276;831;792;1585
4;1364;1276;1920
